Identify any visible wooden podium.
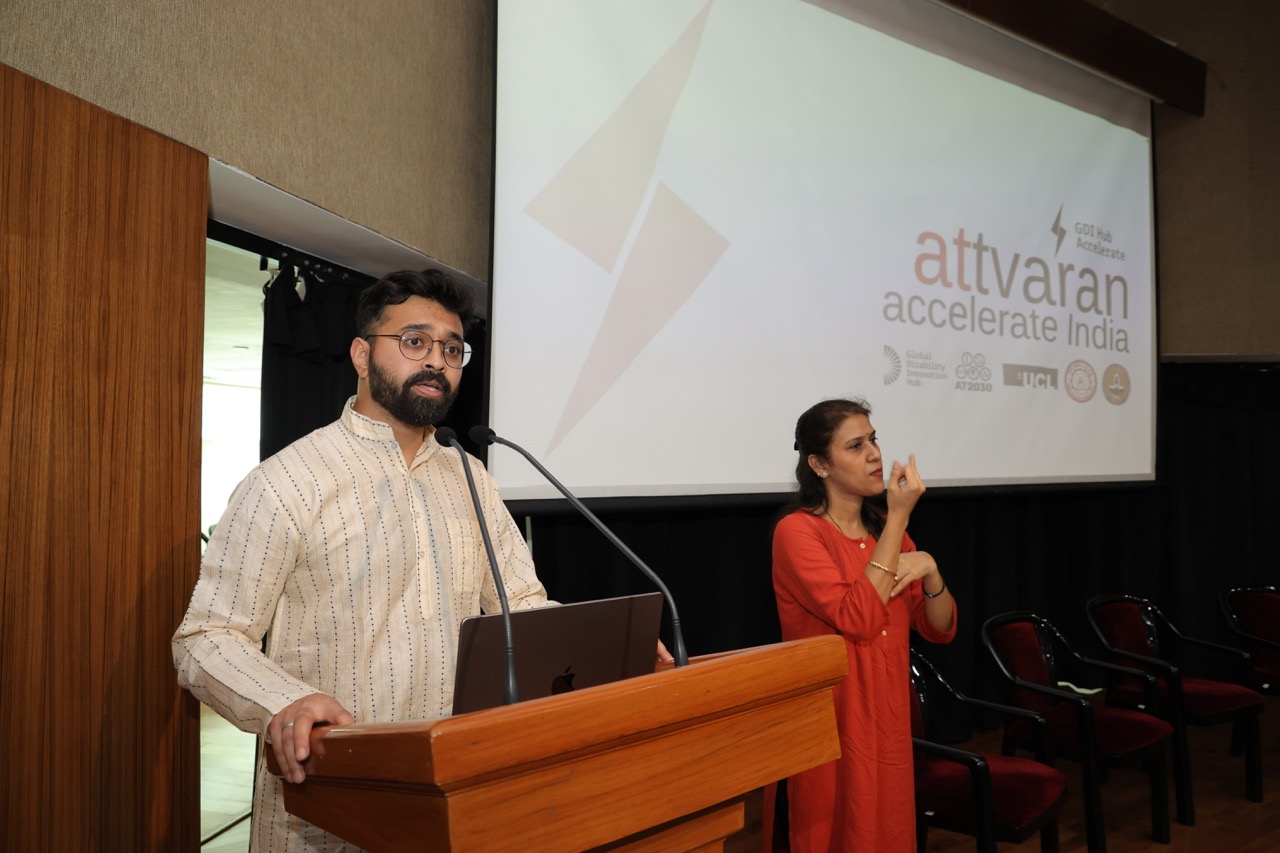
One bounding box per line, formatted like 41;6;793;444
267;636;846;852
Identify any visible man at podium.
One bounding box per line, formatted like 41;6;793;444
173;269;554;852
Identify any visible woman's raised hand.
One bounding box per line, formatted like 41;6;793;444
885;454;926;517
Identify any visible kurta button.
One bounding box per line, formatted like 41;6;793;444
859;542;866;549
881;629;887;636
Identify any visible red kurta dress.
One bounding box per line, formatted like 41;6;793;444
772;510;957;853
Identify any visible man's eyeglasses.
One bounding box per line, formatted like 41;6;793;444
366;332;472;368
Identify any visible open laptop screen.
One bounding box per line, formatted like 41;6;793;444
451;592;664;715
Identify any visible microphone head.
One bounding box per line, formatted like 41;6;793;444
468;425;497;446
434;426;459;447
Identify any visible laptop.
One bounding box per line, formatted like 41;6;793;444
451;592;664;715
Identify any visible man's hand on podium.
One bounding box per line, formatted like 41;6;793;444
269;693;356;783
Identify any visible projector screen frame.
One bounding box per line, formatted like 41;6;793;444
484;0;1174;508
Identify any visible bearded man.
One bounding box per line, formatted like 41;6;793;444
173;269;553;853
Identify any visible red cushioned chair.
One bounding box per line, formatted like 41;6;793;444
910;649;1068;853
1221;586;1280;694
982;612;1173;853
1088;594;1264;826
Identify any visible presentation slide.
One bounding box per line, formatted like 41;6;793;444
490;0;1156;500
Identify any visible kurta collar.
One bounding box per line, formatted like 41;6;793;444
339;396;440;464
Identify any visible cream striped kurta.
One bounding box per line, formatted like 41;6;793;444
173;399;550;853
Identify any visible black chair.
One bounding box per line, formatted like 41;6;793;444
1088;594;1264;825
910;648;1068;853
1221;586;1280;694
982;612;1173;853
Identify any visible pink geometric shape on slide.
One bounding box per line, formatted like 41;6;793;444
523;0;715;272
548;182;729;451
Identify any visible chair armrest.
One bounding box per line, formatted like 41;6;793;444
1178;632;1254;661
942;675;1056;724
958;695;1045;723
1073;651;1155;679
1007;676;1091;706
913;737;989;771
1229;630;1280;651
1094;646;1177;675
1164;625;1256;683
1070;653;1163;705
913;738;997;839
957;696;1054;764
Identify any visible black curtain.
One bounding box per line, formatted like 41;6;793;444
524;362;1280;731
260;265;368;460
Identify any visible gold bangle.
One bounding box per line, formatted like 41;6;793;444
869;561;897;581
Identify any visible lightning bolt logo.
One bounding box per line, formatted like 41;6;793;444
1051;205;1067;255
523;1;728;452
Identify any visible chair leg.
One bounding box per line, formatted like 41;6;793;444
1170;722;1195;826
975;819;997;853
1040;817;1061;853
1080;753;1108;853
1146;749;1171;844
1229;717;1243;757
1244;711;1263;803
916;809;928;853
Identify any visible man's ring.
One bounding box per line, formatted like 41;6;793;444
283;722;295;728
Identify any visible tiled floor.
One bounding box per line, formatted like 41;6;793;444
202;820;252;853
200;704;256;852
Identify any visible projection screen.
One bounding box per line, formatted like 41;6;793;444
489;0;1156;501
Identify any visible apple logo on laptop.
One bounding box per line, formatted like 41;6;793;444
551;665;577;694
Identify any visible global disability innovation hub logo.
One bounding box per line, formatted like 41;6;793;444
883;345;901;385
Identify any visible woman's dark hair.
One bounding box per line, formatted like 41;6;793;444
356;268;476;337
784;397;887;537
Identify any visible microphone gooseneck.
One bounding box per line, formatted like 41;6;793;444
435;427;519;705
469;425;689;667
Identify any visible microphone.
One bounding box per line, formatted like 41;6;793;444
434;427;518;705
469;425;689;667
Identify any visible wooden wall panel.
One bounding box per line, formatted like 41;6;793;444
1;63;205;851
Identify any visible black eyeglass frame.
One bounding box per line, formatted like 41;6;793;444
365;332;473;368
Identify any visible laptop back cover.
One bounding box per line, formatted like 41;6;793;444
451;592;663;715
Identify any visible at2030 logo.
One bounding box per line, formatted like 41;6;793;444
955;352;992;392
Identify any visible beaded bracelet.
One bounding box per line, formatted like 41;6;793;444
923;580;947;599
869;561;897;581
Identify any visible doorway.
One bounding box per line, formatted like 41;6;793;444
198;237;269;851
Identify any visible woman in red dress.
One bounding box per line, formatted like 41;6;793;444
773;398;957;852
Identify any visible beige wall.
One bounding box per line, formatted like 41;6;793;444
0;1;495;278
1096;0;1280;358
4;1;1276;356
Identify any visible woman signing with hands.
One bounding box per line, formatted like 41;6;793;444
771;398;956;852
